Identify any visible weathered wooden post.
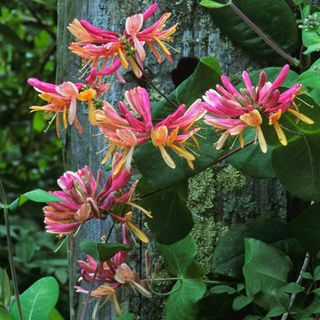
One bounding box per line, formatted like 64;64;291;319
56;0;286;318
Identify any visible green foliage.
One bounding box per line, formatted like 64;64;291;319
80;240;130;261
243;238;292;297
0;269;11;309
117;314;136;320
156;235;206;320
141;181;194;244
201;0;299;62
290;202;320;254
211;218;294;279
10;276;59;320
272;134;320;201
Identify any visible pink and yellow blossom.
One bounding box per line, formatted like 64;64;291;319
203;65;314;153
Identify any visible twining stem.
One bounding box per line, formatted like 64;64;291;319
228;1;300;67
281;252;310;320
131;55;178;109
0;178;23;320
79;222;115;320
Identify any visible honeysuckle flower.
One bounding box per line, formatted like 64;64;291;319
28;78;84;135
204;65;314;153
111;211;149;244
96;86;206;171
43;161;133;236
68;3;177;79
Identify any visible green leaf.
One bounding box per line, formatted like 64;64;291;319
272;134;320;201
232;295;253;311
97;243;130;261
301;272;313;280
279;282;304;294
212;218;293;279
134;57;223;191
200;0;230;8
15;235;37;262
203;0;299;62
80;240;130;261
0;268;11;308
210;285;236;295
290;203;320;255
48;308;64;320
314;266;320;281
8;189;64;211
297;58;320;89
0;308;12;320
10;276;59;320
32;112;46;133
141;181;193;244
312;288;320;296
243;238;292;297
156;235;206;320
117;314;136;320
266;305;287;317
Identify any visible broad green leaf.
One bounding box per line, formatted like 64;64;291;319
272;134;320;201
243;239;292;297
290;203;320;255
117;314;135;320
212;218;293;279
314;266;320;281
203;0;299;62
97;243;130;261
297;58;320;89
157;235;206;320
279;282;304;294
200;0;230;8
210;285;236;295
48;308;64;320
0;308;12;320
301;272;313;280
266;305;287;317
253;290;290;312
15;235;37;262
134;57;223;190
0;268;11;308
7;189;64;211
10;276;59;320
80;240;130;261
164;278;206;320
232;295;253;311
141;181;193;244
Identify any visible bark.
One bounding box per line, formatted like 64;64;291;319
56;0;286;319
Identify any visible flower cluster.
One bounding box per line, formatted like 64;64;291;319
44;153;148;238
68;3;177;80
96;86;206;170
203;65;314;153
76;226;151;316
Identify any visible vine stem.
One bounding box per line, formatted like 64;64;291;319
0;178;23;320
281;252;310;320
131;55;178;109
79;222;115;320
228;1;300;67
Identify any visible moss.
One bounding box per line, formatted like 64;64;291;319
187;167;216;215
191;215;228;273
216;165;246;194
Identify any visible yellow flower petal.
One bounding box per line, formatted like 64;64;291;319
256;126;267;153
127;220;149;243
272;121;287;146
288;108;314;124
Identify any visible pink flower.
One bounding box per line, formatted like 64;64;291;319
68;3;177;80
43;160;133;236
204;65;314;153
96;86;206;170
28;78;84;135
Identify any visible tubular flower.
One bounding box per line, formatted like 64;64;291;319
96;86;206;171
28;77;109;133
203;65;314;153
68;3;177;79
43;160;133;236
28;78;84;135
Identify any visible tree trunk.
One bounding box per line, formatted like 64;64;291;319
56;0;286;319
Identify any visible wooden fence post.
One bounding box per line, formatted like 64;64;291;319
56;0;286;318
